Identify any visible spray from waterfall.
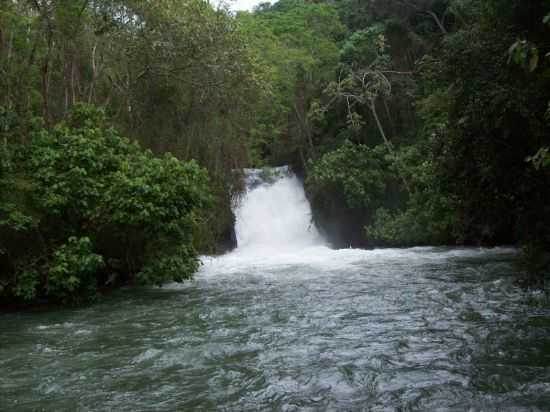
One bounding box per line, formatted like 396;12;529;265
233;167;324;253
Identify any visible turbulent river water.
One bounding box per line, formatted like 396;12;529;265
2;169;550;411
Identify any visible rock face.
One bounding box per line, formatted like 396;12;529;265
310;205;370;249
217;224;238;253
304;182;373;249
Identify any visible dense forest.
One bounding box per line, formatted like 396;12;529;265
1;0;549;305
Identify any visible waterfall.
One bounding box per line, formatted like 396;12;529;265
199;167;517;276
233;167;324;253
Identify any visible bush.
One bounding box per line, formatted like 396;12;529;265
46;237;105;304
0;104;211;305
366;145;462;246
307;141;395;210
305;141;404;247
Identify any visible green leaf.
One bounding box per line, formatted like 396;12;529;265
529;50;539;72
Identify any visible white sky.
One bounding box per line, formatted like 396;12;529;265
219;0;271;11
232;0;269;11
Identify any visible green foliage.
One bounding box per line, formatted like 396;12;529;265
298;0;550;260
367;189;459;246
0;204;36;233
308;141;393;209
137;245;200;286
418;0;550;246
529;147;550;170
14;236;104;305
306;140;405;246
47;237;104;304
340;24;387;66
1;105;210;305
366;144;460;245
13;270;40;303
258;167;287;184
0;0;259;263
508;40;540;73
239;0;345;166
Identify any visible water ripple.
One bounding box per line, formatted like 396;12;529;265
1;247;549;411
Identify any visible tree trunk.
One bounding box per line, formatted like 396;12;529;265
88;43;97;103
425;10;448;34
369;100;412;195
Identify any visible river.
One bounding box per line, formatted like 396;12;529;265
1;169;549;411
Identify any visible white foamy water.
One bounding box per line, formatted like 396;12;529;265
233;168;324;253
200;167;331;274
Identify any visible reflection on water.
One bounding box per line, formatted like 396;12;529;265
1;247;549;411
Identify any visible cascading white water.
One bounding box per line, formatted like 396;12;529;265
234;167;323;253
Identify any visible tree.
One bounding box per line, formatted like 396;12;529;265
1;105;211;305
240;0;344;168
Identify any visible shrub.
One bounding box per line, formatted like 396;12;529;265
305;141;403;247
46;237;105;304
1;104;211;305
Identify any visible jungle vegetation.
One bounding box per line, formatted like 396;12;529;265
1;0;549;305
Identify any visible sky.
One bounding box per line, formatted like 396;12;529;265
227;0;270;11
